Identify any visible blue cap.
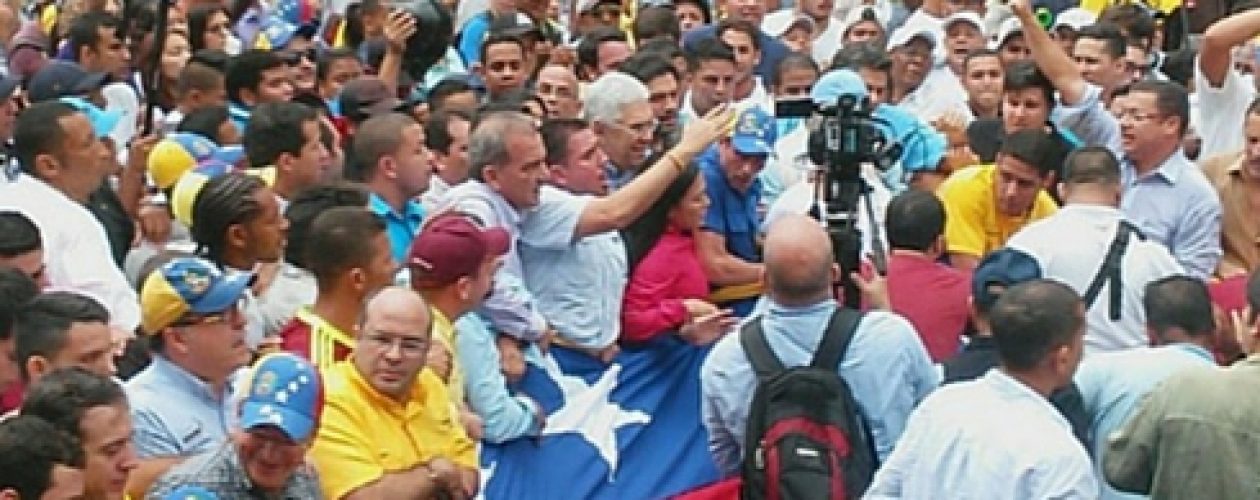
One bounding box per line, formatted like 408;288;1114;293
811;69;868;107
239;352;324;442
162;486;219;500
729;107;775;156
972;248;1042;310
57;97;121;139
139;257;254;334
256;17;298;49
27;60;110;103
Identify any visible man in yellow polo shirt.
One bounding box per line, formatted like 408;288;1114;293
937;128;1064;270
311;286;478;500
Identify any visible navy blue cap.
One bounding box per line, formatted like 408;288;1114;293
972;248;1042;311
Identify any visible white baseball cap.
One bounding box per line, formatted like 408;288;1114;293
1053;7;1097;32
990;17;1024;49
887;23;939;50
944;11;985;34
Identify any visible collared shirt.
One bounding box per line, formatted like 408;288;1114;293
867;369;1098;499
1074;344;1216;500
440;180;547;341
430;307;465;406
1120;149;1223;279
897;67;974;124
368;192;426;263
882;253;970;362
520;186;627;349
228;101;252;133
700;300;938;474
937;164;1058;258
0;174;140;332
1193;60;1254;158
311;361;477;499
279;307;355;372
455;313;543;443
1201;152;1260;274
1054;83;1124;158
1105;356;1260;499
1007;204;1183;354
621;227;710;344
419;176;453;213
126;355;239;458
147;441;322;499
698;146;762;264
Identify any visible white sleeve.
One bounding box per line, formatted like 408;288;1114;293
1193;59;1255;158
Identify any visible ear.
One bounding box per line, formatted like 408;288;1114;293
379;155;398;180
547;164;565;185
31;152;61;181
482;165;501;189
1042;171;1057;190
349;266;367;293
25;356;48;381
455;275;474;302
226;223;250;250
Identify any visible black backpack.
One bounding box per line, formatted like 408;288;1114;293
738;308;879;500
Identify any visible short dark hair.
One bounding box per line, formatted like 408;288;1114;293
578;27;629;72
1129;80;1190;136
618;52;681;85
771;52;819;88
350;113;418;181
243;101;319;168
428;77;476;112
67;11;118;62
540;118;590;166
1000;128;1067;178
1062;146;1121;186
0;212;41;258
284;183;371;268
638;38;684;62
480;33;526;68
715;18;762;52
634;6;680;43
1144;275;1216;339
1003;60;1056;109
962;48;1002;72
0;268;39;340
316;48;360;83
190;173;266;263
225;49;287;104
13;292;110;381
187;5;230;53
189;48;230;72
0;415;85;498
1098;3;1156;49
685;36;737;71
177;105;232;144
830;41;891;81
304;207;387;288
175;60;225;100
425;109;473;155
990;280;1084;371
1075;23;1127;59
13;102;76;177
885;190;945;252
21;367;128;440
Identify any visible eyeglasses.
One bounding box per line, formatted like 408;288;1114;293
172;300;244;328
610;118;659;137
1114;108;1162;122
361;330;430;357
280;48;318;65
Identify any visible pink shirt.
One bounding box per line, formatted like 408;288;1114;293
883;253;971;362
620;228;711;343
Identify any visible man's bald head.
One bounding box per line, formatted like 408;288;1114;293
360;286;431;334
764;215;836;306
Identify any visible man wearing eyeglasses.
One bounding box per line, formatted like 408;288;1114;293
147;352;323;498
124;257;254;494
312;286;478;500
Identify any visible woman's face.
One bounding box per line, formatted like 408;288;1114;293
676;3;706;33
161;33;191;82
202;11;230;51
668;175;709;230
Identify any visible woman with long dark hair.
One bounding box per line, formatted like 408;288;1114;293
620;163;734;345
187;5;232;53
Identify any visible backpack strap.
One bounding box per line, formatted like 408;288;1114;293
739;315;785;381
810;307;863;370
1082;220;1144;321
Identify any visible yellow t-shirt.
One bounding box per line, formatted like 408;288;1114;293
311;361;477;499
937;164;1058;258
430;307;465;407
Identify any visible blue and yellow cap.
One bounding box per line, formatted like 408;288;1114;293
139;257;253;334
729;107;775;156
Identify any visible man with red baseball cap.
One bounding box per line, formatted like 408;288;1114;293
408;213;545;443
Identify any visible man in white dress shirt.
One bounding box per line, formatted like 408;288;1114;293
867;279;1098;499
0;100;140;336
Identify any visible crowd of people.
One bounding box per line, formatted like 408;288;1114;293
0;0;1256;496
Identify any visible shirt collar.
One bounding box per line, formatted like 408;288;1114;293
765;299;835;318
1057;203;1123;218
982;369;1071;430
1127;149;1190;185
149;354;233;404
368;192;425;221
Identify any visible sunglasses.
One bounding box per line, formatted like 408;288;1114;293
280;48;318;65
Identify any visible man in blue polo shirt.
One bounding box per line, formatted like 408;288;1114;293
697;107;774;316
354;113;431;262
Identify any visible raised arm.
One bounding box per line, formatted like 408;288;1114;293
573;105;736;240
1011;0;1087;104
1200;9;1260;87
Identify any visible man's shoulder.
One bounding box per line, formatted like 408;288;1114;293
938;165;993;196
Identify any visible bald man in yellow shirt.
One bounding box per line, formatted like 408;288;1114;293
937;129;1062;270
311;287;478;500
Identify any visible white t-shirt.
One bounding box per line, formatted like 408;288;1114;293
1193;58;1255;158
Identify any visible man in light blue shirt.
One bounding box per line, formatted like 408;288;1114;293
455;313;544;442
1075;276;1219;500
867;279;1097;499
354;113;431;262
700;214;938;474
1115;81;1222;279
